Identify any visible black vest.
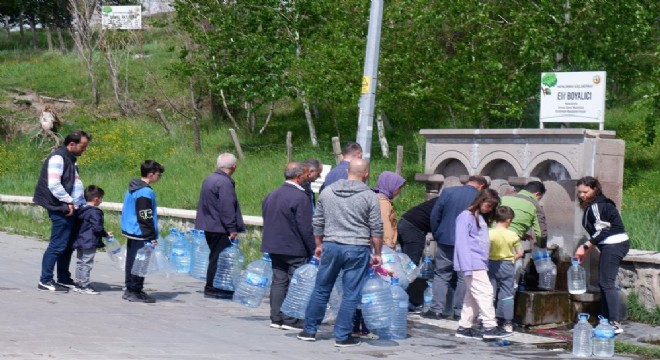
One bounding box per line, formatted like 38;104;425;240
33;146;78;211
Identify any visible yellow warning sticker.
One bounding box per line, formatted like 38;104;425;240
361;76;371;94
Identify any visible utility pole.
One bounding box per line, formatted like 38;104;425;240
356;0;384;162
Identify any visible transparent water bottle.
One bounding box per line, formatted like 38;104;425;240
281;257;320;319
131;242;154;277
376;277;409;339
532;249;552;273
189;230;210;280
422;281;433;313
572;313;593;357
233;253;273;308
361;268;394;330
568;257;587;294
323;273;343;323
381;246;409;289
169;231;192;273
104;236;122;262
592;316;615;357
538;263;557;290
153;244;176;277
163;228;178;258
213;238;244;292
417;256;434;279
397;251;419;283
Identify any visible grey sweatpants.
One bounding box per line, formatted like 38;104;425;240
75;248;97;287
488;260;515;322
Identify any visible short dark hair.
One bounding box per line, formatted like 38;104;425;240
64;130;91;145
494;205;515;223
342;142;362;157
303;158;321;171
468;175;488;187
141;160;165;177
84;185;104;201
524;181;546;195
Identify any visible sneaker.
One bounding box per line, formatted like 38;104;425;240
610;321;624;335
421;310;445;320
297;331;316;342
357;331;379;340
281;320;304;331
455;327;476;339
408;303;423;314
123;290;156;303
137;291;156;303
74;285;100;295
482;326;513;339
335;336;361;347
269;323;283;330
503;321;514;333
56;279;77;289
38;280;69;292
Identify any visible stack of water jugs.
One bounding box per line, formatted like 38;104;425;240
532;248;556;290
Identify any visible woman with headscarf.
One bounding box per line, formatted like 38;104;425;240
373;171;406;249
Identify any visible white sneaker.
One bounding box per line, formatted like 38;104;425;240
503;322;514;333
74;285;100;295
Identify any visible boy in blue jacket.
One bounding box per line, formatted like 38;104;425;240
120;160;164;303
72;185;111;295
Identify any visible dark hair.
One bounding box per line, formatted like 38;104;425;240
468;175;488;187
84;185;104;201
342;142;362;157
466;188;500;227
524;181;546;195
141;160;165;177
494;205;515;223
576;175;603;206
303;158;321;171
284;162;306;180
64;130;91;145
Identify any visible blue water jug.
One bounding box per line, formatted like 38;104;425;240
163;228;178;258
131;242;154;277
593;316;615;357
418;256;434;279
281;257;320;319
189;230;210;280
376;277;408;339
169;231;192;273
233;253;273;308
361;268;394;330
213;238;244;291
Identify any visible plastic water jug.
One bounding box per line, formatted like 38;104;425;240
592;316;615;357
397;251;419;283
233;253;273;308
323;273;343;323
189;230;210;280
104;236;123;263
568;258;587;294
538;263;557;290
376;277;409;339
361;268;394;330
170;231;192;273
532;249;553;273
131;242;154;277
213;238;244;291
163;227;178;258
281;257;320;319
417;256;434;279
572;313;593;357
152;244;176;277
381;247;409;289
423;281;433;313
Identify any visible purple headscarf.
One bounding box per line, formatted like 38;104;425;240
374;171;406;199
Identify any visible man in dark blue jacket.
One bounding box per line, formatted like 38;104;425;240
195;153;245;299
261;162;314;330
319;142;362;193
423;175;487;320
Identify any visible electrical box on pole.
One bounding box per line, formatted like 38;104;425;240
356;0;384;162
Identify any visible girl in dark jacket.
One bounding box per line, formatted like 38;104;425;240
574;176;629;334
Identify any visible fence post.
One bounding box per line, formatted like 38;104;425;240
286;131;293;163
229;128;245;160
332;137;342;165
395;145;404;175
155;108;172;135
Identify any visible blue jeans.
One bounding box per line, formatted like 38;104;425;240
40;210;75;283
488;260;515;321
303;242;371;341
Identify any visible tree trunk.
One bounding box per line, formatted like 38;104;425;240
103;50;128;116
56;26;67;54
219;89;241;130
189;79;203;153
29;15;37;49
376;113;389;158
19;13;24;38
69;0;100;106
45;25;53;51
3;16;9;38
258;102;275;135
298;89;318;147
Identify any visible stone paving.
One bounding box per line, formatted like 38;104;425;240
1;232;655;359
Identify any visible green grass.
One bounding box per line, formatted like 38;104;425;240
627;291;660;327
615;341;660;359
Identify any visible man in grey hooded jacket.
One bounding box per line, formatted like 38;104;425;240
297;159;383;348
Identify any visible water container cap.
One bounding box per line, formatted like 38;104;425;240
391;277;399;285
170;227;177;232
571;257;580;266
231;238;239;246
262;253;271;261
367;268;375;277
578;313;590;321
426;281;432;287
309;257;320;266
598;315;609;324
424;256;432;262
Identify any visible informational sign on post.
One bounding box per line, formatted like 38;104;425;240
539;71;606;130
101;6;142;30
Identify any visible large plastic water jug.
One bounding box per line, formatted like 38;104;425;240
538;263;557;290
381;247;409;289
572;313;593;357
397;251;419;283
170;231;192;273
104;236;124;264
233;253;273;308
592;316;615;357
213;238;244;291
417;256;434;279
131;242;154;277
376;277;409;339
568;258;587;294
152;244;176;277
281;257;320;319
423;281;433;313
361;268;394;330
323;272;343;323
532;249;553;273
163;228;178;258
189;230;210;280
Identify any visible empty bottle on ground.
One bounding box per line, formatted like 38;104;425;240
376;277;409;339
281;257;320;319
170;231;192;273
592;316;615;357
361;268;394;330
131;242;154;277
417;256;434;280
538;263;557;290
213;238;245;292
572;313;593;357
189;230;210;280
233;253;273;308
568;257;587;294
423;281;433;313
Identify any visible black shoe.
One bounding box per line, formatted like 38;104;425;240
335;336;361;347
281;320;304;331
482;326;513;339
137;291;156;303
455;326;473;338
408;303;423;314
216;290;234;299
297;331;316;342
38;280;69;292
123;290;156;303
56;279;77;289
421;310;445;320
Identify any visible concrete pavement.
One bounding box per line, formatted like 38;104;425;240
0;232;648;359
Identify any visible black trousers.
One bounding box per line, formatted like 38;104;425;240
598;241;629;321
205;231;232;290
398;217;428;306
270;254;308;325
125;239;148;292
